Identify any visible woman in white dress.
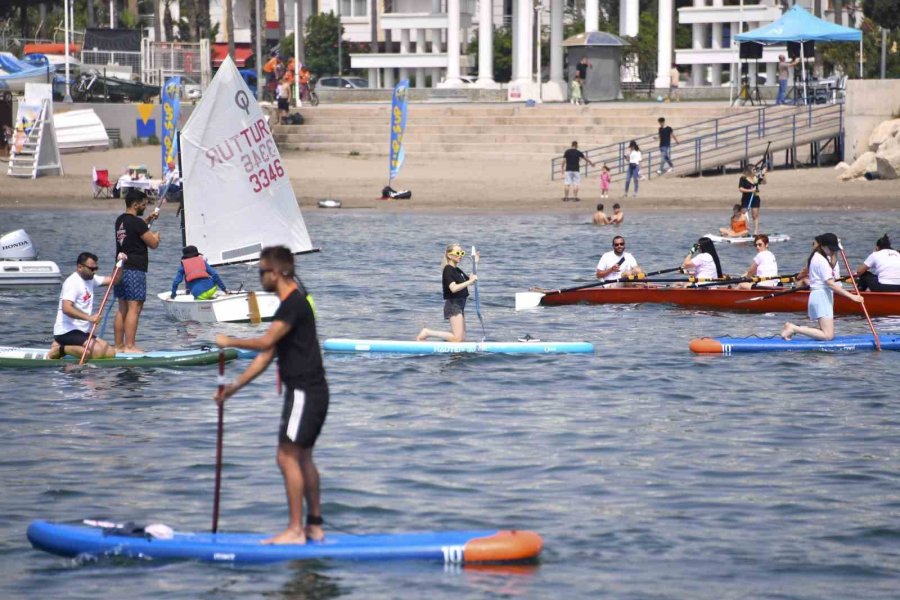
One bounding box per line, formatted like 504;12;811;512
781;233;864;341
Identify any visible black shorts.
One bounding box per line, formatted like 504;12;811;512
54;330;89;347
279;384;329;448
443;297;467;320
277;98;290;111
744;195;761;209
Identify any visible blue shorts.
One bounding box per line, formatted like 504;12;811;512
114;269;147;302
807;288;833;320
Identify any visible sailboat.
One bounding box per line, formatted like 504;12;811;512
156;56;315;323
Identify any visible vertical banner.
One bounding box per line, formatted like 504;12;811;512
388;79;410;181
161;76;181;177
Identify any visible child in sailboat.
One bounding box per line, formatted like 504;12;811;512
170;245;229;300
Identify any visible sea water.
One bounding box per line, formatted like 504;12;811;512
1;208;898;599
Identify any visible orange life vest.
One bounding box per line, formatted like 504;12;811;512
182;255;210;282
731;215;748;234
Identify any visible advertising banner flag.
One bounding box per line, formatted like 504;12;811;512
388;79;409;181
162;76;181;177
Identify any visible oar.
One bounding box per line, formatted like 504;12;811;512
735;276;851;304
79;256;125;365
515;265;684;311
690;273;799;289
837;243;880;351
212;350;226;534
471;246;486;341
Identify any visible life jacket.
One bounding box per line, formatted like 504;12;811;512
182;255;210;282
732;215;748;234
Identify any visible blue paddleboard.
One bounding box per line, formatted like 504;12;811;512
27;520;542;565
690;334;900;354
323;338;594;355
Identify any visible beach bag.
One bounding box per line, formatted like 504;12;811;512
285;113;304;125
381;185;412;200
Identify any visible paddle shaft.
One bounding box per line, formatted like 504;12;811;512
212;350;225;534
547;266;683;295
690;273;799;289
838;247;880;351
471;246;486;340
736;275;851;304
78;259;124;366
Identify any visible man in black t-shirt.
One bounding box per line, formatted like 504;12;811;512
655;117;679;174
113;190;160;353
215;245;329;546
561;141;595;202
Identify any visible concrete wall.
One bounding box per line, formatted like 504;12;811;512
844;80;900;161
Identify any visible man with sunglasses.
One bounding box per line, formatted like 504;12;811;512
595;236;643;286
214;245;329;546
48;252;119;360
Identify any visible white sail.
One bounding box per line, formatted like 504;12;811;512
180;56;312;266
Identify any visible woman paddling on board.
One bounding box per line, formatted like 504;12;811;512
781;233;864;341
738;165;763;236
416;244;479;342
737;234;779;290
678;237;723;286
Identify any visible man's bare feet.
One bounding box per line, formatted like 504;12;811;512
122;346;145;354
305;524;325;542
262;527;307;545
781;322;795;341
47;342;62;359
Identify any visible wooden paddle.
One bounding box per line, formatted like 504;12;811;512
735;276;851;304
212;350;225;534
247;291;262;325
78;256;125;366
471;246;486;341
837;243;880;351
690;273;799;289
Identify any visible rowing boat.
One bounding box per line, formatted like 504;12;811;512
690;334;900;354
0;346;238;368
703;233;790;245
323;338;595;355
515;287;900;316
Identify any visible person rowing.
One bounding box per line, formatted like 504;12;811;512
736;234;778;289
595;235;643;287
48;252;121;360
718;204;749;238
678;237;723;286
781;233;864;341
856;233;900;292
417;244;479;342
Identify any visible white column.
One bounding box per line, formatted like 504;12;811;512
385;67;395;88
476;0;495;86
619;0;638;37
431;0;442;86
399;29;410;82
511;0;519;83
654;0;673;89
514;0;532;82
766;61;776;87
415;28;426;88
710;20;722;86
585;0;599;33
369;68;378;88
444;0;462;84
691;0;705;87
549;0;563;84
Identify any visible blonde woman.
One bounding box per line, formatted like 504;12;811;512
416;244;479;342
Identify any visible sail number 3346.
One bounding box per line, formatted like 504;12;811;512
249;159;286;193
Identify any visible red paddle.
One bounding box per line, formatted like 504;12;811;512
837;243;880;351
212;350;225;533
78;256;125;366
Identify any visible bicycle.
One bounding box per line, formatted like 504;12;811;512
302;76;319;107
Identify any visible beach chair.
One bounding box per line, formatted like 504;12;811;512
92;167;114;199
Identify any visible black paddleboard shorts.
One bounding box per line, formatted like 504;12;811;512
279;384;329;448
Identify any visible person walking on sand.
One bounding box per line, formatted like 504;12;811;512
781;233;864;341
599;164;611;199
562;141;595;202
592;203;610;226
655;117;679;174
215;245;329;545
417;244;479;342
114;190;160;353
624;141;641;199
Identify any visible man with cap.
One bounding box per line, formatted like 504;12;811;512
170;246;229;300
781;233;864;341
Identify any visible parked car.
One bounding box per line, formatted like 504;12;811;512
317;76;369;89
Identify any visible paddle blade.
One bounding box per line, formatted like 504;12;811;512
247;292;262;325
515;292;544;311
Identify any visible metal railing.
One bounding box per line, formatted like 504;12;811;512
551;102;845;182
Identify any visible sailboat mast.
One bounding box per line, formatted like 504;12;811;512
176;130;186;248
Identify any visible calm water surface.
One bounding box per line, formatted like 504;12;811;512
1;208;899;599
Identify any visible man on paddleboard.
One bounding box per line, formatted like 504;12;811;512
114;190;160;353
48;252;120;360
214;245;328;545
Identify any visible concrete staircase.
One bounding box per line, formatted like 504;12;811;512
271;103;756;161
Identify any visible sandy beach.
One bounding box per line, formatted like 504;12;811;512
2;144;898;213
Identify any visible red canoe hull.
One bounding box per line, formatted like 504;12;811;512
539;287;900;316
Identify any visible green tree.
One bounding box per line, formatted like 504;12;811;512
820;17;900;78
863;0;900;30
465;26;512;83
282;12;346;77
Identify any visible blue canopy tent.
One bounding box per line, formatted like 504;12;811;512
736;5;863;98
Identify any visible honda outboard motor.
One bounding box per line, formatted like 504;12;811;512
0;229;38;260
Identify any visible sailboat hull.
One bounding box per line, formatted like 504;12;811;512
157;291;278;323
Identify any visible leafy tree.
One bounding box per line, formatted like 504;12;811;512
465;26;512;83
281;12;352;77
820;17;900;78
863;0;900;30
